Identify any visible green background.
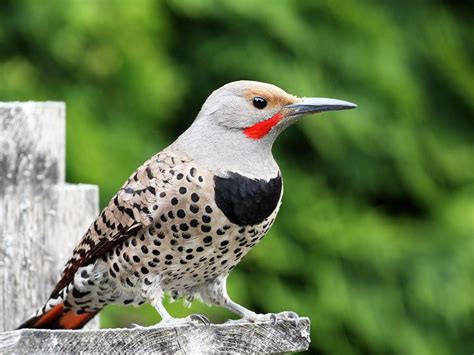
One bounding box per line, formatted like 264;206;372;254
1;1;472;354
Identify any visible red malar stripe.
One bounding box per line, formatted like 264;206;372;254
243;113;284;140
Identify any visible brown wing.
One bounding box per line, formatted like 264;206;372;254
49;151;178;298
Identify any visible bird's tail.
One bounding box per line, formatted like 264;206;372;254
17;303;98;330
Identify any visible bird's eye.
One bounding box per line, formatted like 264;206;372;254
253;97;267;109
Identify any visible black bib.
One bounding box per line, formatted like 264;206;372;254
214;172;282;226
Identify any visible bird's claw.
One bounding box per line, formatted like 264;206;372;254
238;311;300;326
270;311;300;326
128;323;143;329
158;314;210;326
129;314;210;328
188;313;211;325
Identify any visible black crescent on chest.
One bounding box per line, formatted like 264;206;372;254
213;172;282;226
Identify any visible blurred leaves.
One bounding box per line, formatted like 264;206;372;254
1;0;473;354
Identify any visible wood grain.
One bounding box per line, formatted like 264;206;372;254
0;318;310;353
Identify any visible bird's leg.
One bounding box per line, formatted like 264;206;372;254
198;275;300;324
149;285;210;326
128;296;173;328
198;276;265;321
151;298;173;323
129;297;209;328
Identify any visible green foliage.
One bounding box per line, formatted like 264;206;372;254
1;1;472;353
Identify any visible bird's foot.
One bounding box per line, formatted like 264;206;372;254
269;311;300;326
160;313;210;326
225;311;300;326
186;313;211;325
129;313;210;328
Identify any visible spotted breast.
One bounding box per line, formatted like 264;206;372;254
54;150;283;315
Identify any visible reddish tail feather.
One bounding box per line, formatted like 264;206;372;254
17;303;97;330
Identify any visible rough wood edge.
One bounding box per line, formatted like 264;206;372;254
0;318;310;354
0;101;66;187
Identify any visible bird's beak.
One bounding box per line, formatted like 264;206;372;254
284;97;357;117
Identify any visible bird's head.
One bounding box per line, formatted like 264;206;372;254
195;80;357;142
173;80;357;177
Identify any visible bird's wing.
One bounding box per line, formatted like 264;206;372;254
49;151;178;298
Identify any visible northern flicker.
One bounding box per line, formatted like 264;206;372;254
18;81;356;329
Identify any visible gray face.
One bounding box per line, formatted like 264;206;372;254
197;81;297;130
172;80;357;179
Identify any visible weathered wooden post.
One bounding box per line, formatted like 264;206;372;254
0;101;310;353
0;102;100;331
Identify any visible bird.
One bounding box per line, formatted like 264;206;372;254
18;80;356;329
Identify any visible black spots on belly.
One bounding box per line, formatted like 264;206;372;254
203;236;213;244
171;197;178;205
214;172;282;226
191;193;200;202
72;288;90;299
179;187;187;195
177;209;186;218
